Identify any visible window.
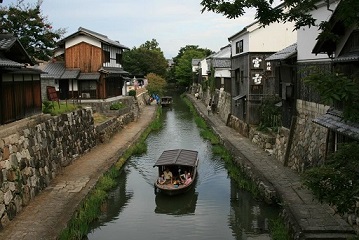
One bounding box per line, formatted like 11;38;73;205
235;40;243;54
116;53;122;64
104;51;110;63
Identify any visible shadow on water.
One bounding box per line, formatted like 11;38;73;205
87;91;280;240
155;187;198;215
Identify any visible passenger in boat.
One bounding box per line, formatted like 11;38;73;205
184;173;192;185
180;170;188;183
163;168;173;183
157;174;166;185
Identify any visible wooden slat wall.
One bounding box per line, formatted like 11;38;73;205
1;76;42;125
65;42;102;72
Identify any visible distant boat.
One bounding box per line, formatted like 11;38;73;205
153;149;199;196
160;96;172;107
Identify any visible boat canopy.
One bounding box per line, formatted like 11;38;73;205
153;149;198;167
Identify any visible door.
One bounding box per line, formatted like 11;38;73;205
59;79;69;100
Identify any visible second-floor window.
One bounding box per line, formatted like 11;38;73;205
104;50;110;63
116;53;122;64
235;40;243;54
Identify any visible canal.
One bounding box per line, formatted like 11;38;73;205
87;93;280;240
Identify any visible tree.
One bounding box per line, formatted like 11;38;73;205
123;39;168;78
146;72;167;96
0;0;65;61
200;0;359;40
174;45;213;87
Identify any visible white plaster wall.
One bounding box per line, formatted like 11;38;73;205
249;21;297;52
65;35;101;49
297;0;339;62
200;58;208;76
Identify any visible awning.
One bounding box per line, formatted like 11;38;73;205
333;52;359;63
233;94;246;101
78;72;100;80
313;109;359;140
266;43;297;61
60;69;80;79
99;67;129;75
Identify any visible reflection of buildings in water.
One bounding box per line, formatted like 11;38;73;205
88;168;133;230
154;188;198;215
228;179;279;237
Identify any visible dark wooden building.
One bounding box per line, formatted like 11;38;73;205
0;34;42;125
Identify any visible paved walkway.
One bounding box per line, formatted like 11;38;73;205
0;104;157;240
187;93;356;239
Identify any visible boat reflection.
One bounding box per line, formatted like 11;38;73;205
154;187;198;215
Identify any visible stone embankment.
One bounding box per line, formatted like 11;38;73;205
187;93;356;240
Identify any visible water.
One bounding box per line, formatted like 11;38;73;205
87;93;280;240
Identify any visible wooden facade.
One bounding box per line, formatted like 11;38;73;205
1;71;42;124
65;42;102;72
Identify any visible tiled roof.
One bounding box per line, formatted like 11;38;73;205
313;109;359;141
60;69;80;79
40;62;66;79
212;59;231;68
334;51;359;62
99;67;128;74
0;34;16;50
266;43;297;61
59;27;130;50
0;55;24;68
78;72;100;80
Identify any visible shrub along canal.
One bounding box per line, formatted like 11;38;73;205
86;93;281;240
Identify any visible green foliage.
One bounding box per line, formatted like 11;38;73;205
128;90;136;97
109;102;125;110
0;1;65;61
146;72;167;96
257;96;281;132
200;0;359;36
269;218;291;240
303;68;359;122
174;45;213;87
42;101;77;116
42;101;54;114
302;142;359;215
123;39;168;77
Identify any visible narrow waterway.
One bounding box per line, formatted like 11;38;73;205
87;93;280;240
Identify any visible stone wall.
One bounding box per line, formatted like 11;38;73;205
0;108;96;226
287;100;329;172
227;115;250;138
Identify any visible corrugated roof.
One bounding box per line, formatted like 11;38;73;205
154;149;199;167
266;43;297;61
60;69;80;79
78;72;100;80
313;109;359;141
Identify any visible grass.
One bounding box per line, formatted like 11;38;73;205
268;218;291;240
59;106;163;240
42;101;78;116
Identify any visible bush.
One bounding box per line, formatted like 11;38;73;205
110;102;125;110
42;101;54;114
129;90;136;97
303;142;359;214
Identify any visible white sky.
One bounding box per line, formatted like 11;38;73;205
3;0;264;59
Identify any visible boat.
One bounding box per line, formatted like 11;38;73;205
160;96;172;107
153;149;199;196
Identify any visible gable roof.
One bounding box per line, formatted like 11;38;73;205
0;34;34;65
40;62;66;79
58;27;130;50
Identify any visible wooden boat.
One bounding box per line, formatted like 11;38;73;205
153;149;199;196
160;96;172;107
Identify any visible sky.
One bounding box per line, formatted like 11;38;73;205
3;0;260;59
